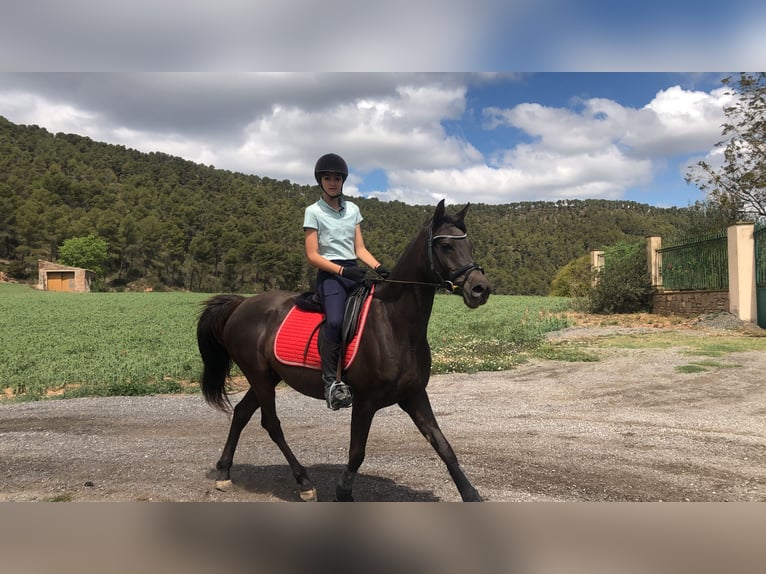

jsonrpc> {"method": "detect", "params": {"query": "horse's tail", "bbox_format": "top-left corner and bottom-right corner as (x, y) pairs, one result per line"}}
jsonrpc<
(197, 294), (245, 412)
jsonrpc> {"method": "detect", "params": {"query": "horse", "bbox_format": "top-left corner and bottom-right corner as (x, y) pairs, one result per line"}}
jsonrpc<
(197, 199), (491, 501)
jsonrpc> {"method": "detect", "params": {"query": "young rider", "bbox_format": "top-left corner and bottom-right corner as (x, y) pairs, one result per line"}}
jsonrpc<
(303, 153), (390, 409)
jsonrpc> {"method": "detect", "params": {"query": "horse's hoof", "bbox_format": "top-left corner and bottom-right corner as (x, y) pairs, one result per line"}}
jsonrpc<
(215, 479), (233, 492)
(299, 487), (318, 502)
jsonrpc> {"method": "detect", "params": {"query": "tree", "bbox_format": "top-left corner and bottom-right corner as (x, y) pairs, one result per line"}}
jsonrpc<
(58, 234), (109, 276)
(686, 73), (766, 219)
(670, 198), (739, 242)
(549, 254), (593, 299)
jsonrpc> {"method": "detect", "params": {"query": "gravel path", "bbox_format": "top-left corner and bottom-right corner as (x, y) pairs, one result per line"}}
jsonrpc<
(2, 324), (766, 502)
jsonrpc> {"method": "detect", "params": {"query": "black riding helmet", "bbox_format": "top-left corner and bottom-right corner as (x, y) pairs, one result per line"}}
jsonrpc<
(314, 153), (348, 185)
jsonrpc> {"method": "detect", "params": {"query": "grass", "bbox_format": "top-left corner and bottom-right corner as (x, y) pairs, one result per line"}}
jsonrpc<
(0, 284), (576, 401)
(428, 294), (574, 373)
(5, 282), (763, 401)
(0, 283), (209, 401)
(591, 331), (766, 354)
(532, 342), (601, 363)
(564, 329), (766, 374)
(674, 360), (737, 374)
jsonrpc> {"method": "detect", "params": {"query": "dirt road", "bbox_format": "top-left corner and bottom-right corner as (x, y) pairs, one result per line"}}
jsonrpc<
(2, 326), (765, 502)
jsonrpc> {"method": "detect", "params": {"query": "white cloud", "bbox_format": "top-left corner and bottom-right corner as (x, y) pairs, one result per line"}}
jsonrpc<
(485, 100), (629, 155)
(484, 86), (728, 159)
(376, 144), (653, 205)
(0, 91), (101, 136)
(159, 80), (483, 183)
(625, 86), (732, 156)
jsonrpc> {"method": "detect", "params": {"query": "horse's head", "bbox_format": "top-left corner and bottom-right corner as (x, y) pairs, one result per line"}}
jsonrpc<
(428, 200), (491, 308)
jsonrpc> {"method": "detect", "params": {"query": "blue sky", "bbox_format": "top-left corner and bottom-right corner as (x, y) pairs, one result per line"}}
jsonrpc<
(0, 72), (735, 208)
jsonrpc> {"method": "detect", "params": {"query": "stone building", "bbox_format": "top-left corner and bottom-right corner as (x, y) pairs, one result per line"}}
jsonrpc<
(37, 260), (95, 292)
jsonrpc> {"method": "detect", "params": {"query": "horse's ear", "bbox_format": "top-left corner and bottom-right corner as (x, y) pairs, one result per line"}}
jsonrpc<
(432, 199), (446, 227)
(454, 203), (470, 221)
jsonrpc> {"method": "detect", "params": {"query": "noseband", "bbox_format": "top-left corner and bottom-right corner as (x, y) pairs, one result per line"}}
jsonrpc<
(427, 227), (484, 294)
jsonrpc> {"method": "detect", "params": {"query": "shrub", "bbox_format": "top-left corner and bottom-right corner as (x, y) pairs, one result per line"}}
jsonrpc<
(588, 240), (652, 314)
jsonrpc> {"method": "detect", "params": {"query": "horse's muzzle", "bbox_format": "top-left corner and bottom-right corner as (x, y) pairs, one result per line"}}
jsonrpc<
(462, 271), (491, 308)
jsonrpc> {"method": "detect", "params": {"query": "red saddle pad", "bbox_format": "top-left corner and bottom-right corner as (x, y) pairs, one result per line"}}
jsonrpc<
(274, 289), (374, 370)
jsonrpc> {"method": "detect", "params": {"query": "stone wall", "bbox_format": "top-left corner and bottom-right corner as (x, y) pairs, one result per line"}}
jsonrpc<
(651, 289), (729, 316)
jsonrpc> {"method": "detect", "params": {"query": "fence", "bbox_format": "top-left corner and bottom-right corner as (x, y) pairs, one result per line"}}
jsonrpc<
(648, 223), (759, 325)
(657, 232), (728, 291)
(594, 222), (762, 325)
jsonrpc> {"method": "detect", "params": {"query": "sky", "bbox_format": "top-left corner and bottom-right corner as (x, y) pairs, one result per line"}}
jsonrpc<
(1, 1), (763, 208)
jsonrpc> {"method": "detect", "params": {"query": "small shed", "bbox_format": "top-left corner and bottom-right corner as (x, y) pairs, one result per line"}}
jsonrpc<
(38, 260), (95, 292)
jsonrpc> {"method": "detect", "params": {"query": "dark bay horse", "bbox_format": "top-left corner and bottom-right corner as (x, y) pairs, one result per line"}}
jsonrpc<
(197, 199), (491, 501)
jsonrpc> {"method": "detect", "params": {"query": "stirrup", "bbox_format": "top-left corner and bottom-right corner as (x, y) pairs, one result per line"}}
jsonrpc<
(326, 380), (353, 410)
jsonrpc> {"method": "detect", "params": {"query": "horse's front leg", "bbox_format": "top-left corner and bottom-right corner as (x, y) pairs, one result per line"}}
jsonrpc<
(335, 403), (377, 502)
(399, 389), (483, 502)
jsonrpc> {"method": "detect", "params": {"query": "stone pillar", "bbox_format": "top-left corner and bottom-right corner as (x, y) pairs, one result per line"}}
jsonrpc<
(590, 250), (604, 286)
(646, 236), (662, 287)
(727, 222), (756, 323)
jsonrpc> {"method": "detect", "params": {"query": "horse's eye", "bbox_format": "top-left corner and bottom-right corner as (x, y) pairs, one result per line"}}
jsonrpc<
(440, 242), (454, 252)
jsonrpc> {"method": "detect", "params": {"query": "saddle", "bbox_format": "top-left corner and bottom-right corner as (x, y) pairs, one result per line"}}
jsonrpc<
(274, 283), (374, 370)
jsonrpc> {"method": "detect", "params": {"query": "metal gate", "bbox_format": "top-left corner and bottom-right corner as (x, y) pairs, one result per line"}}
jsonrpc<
(658, 232), (728, 290)
(755, 222), (766, 328)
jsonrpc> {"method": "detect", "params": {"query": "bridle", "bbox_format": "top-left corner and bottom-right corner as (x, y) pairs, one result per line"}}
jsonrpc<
(374, 225), (484, 294)
(427, 227), (484, 293)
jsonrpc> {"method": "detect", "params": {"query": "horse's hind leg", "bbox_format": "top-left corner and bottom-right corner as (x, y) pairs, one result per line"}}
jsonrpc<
(214, 388), (260, 491)
(257, 384), (317, 502)
(399, 389), (483, 502)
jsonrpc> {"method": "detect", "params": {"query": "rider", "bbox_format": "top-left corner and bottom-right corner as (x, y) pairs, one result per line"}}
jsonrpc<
(303, 153), (390, 409)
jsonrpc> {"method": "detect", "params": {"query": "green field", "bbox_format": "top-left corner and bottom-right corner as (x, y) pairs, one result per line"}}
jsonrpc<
(0, 283), (574, 401)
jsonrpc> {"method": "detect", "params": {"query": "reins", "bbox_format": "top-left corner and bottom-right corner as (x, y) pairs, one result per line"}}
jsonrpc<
(370, 276), (451, 290)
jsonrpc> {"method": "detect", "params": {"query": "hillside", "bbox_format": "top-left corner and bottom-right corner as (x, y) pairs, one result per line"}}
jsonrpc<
(0, 116), (690, 294)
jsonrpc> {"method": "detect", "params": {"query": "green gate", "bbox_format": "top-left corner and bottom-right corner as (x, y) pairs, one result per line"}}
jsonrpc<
(755, 222), (766, 328)
(658, 232), (728, 290)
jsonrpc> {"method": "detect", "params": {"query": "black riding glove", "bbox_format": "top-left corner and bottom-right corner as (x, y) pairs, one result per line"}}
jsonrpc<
(341, 266), (366, 281)
(374, 264), (391, 279)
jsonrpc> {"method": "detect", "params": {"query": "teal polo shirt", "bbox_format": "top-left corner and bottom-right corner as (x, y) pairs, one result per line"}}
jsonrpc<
(303, 197), (362, 261)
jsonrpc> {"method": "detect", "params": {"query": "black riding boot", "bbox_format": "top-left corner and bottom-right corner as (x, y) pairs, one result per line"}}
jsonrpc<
(318, 336), (352, 410)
